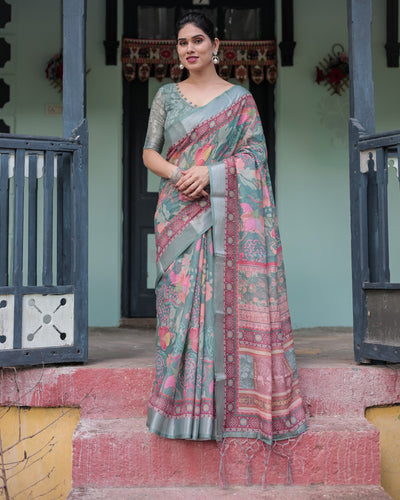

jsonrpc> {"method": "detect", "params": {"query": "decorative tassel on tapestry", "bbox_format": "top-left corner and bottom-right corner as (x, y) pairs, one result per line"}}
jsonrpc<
(122, 38), (278, 85)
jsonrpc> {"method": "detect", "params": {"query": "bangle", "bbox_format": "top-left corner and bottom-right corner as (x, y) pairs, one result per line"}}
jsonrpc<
(170, 166), (182, 184)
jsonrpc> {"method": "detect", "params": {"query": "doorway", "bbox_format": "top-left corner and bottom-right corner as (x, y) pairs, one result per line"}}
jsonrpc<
(122, 0), (276, 318)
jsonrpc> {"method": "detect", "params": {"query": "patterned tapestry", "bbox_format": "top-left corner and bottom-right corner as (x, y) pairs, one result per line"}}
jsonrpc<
(121, 38), (277, 85)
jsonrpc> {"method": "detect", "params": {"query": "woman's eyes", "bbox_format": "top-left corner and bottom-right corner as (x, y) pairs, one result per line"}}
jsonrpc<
(178, 38), (203, 46)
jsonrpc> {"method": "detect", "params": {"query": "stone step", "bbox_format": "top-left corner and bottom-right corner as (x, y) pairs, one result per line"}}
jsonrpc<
(72, 416), (380, 488)
(67, 485), (392, 499)
(4, 363), (399, 419)
(299, 366), (400, 418)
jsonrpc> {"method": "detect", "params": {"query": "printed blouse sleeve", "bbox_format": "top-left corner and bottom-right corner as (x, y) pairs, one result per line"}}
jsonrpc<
(143, 89), (166, 153)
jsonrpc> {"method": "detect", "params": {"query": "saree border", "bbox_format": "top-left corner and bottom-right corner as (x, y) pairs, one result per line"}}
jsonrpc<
(221, 156), (307, 444)
(156, 200), (212, 284)
(208, 160), (228, 440)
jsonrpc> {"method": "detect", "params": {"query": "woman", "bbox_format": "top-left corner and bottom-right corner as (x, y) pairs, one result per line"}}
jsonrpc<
(143, 11), (306, 445)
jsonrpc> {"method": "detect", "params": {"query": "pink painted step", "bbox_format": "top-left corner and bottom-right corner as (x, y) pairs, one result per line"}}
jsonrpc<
(67, 485), (392, 499)
(299, 366), (400, 417)
(2, 364), (400, 419)
(0, 367), (154, 419)
(72, 416), (380, 488)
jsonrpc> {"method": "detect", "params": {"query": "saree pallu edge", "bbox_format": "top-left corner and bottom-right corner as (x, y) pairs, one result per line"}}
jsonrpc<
(147, 88), (307, 444)
(210, 94), (306, 444)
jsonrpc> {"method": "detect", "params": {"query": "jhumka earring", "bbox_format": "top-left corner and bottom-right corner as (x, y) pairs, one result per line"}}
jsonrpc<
(212, 51), (220, 64)
(179, 62), (184, 70)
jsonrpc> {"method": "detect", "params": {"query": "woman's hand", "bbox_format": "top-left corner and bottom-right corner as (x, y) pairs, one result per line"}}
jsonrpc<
(176, 165), (209, 200)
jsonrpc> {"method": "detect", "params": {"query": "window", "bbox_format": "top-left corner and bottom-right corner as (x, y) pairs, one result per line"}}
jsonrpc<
(136, 6), (262, 40)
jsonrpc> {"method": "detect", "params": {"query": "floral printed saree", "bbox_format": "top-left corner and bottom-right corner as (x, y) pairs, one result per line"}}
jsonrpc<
(145, 83), (306, 445)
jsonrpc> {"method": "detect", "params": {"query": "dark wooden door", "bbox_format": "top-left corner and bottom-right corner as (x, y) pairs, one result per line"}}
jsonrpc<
(122, 0), (276, 318)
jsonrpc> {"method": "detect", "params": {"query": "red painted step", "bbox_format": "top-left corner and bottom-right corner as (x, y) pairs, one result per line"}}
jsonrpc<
(0, 332), (396, 496)
(1, 364), (400, 419)
(67, 485), (392, 499)
(72, 416), (380, 488)
(299, 366), (400, 417)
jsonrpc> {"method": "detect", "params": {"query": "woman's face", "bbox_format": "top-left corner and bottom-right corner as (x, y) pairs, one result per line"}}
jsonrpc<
(177, 23), (217, 72)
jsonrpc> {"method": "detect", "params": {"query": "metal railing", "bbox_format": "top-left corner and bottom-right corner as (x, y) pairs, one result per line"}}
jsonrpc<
(0, 121), (88, 366)
(349, 118), (400, 362)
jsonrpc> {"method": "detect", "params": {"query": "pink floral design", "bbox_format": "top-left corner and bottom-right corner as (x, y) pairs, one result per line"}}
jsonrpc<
(194, 142), (214, 166)
(164, 375), (176, 390)
(159, 326), (171, 350)
(169, 269), (190, 304)
(189, 327), (199, 352)
(241, 203), (264, 234)
(205, 282), (213, 302)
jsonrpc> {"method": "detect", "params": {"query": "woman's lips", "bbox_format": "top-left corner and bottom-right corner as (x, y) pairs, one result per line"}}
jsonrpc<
(186, 57), (198, 63)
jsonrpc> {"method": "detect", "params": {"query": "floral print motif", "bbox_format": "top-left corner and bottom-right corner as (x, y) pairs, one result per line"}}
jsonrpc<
(147, 84), (306, 443)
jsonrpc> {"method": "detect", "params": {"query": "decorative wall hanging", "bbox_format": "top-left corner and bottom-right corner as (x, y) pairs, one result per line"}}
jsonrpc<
(45, 53), (90, 93)
(45, 53), (63, 92)
(315, 44), (349, 96)
(121, 38), (278, 84)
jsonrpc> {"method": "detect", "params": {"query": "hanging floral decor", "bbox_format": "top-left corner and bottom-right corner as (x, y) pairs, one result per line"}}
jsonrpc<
(121, 38), (278, 85)
(45, 53), (63, 93)
(45, 54), (90, 93)
(315, 44), (349, 96)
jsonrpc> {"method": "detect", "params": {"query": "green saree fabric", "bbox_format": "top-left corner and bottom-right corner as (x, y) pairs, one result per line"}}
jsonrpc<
(144, 83), (306, 444)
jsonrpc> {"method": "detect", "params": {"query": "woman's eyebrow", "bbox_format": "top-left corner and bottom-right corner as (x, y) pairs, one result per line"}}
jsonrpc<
(177, 34), (205, 41)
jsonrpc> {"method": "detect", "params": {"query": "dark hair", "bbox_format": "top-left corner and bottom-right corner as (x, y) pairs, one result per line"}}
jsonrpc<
(176, 11), (216, 42)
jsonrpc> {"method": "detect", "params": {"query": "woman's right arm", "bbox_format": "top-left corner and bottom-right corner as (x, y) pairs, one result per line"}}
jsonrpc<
(143, 88), (206, 198)
(143, 89), (177, 180)
(143, 148), (177, 180)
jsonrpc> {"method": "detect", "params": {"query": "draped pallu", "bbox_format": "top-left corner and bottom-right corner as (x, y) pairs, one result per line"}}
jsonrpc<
(146, 84), (306, 444)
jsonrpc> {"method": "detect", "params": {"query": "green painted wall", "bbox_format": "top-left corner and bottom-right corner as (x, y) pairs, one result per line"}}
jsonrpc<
(276, 0), (400, 328)
(1, 1), (399, 328)
(85, 1), (123, 327)
(2, 0), (123, 326)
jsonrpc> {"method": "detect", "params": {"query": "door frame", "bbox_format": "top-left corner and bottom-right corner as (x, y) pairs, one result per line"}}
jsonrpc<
(121, 0), (276, 318)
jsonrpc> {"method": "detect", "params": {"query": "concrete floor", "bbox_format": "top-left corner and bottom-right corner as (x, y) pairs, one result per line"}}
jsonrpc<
(87, 325), (357, 369)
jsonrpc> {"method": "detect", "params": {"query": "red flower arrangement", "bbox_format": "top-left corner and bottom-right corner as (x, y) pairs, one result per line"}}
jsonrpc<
(45, 53), (63, 93)
(315, 44), (349, 95)
(45, 53), (90, 92)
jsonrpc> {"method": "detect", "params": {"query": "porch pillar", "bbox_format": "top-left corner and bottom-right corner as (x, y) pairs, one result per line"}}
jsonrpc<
(348, 0), (375, 132)
(63, 0), (87, 137)
(347, 0), (373, 361)
(347, 0), (382, 361)
(62, 0), (89, 356)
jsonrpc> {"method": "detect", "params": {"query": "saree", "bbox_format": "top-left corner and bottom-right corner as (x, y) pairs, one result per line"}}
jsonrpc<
(145, 83), (306, 445)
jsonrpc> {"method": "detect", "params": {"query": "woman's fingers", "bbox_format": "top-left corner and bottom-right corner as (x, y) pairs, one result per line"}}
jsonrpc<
(176, 174), (198, 190)
(181, 186), (208, 201)
(178, 178), (200, 194)
(182, 181), (201, 194)
(176, 166), (209, 189)
(175, 166), (209, 200)
(178, 175), (207, 193)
